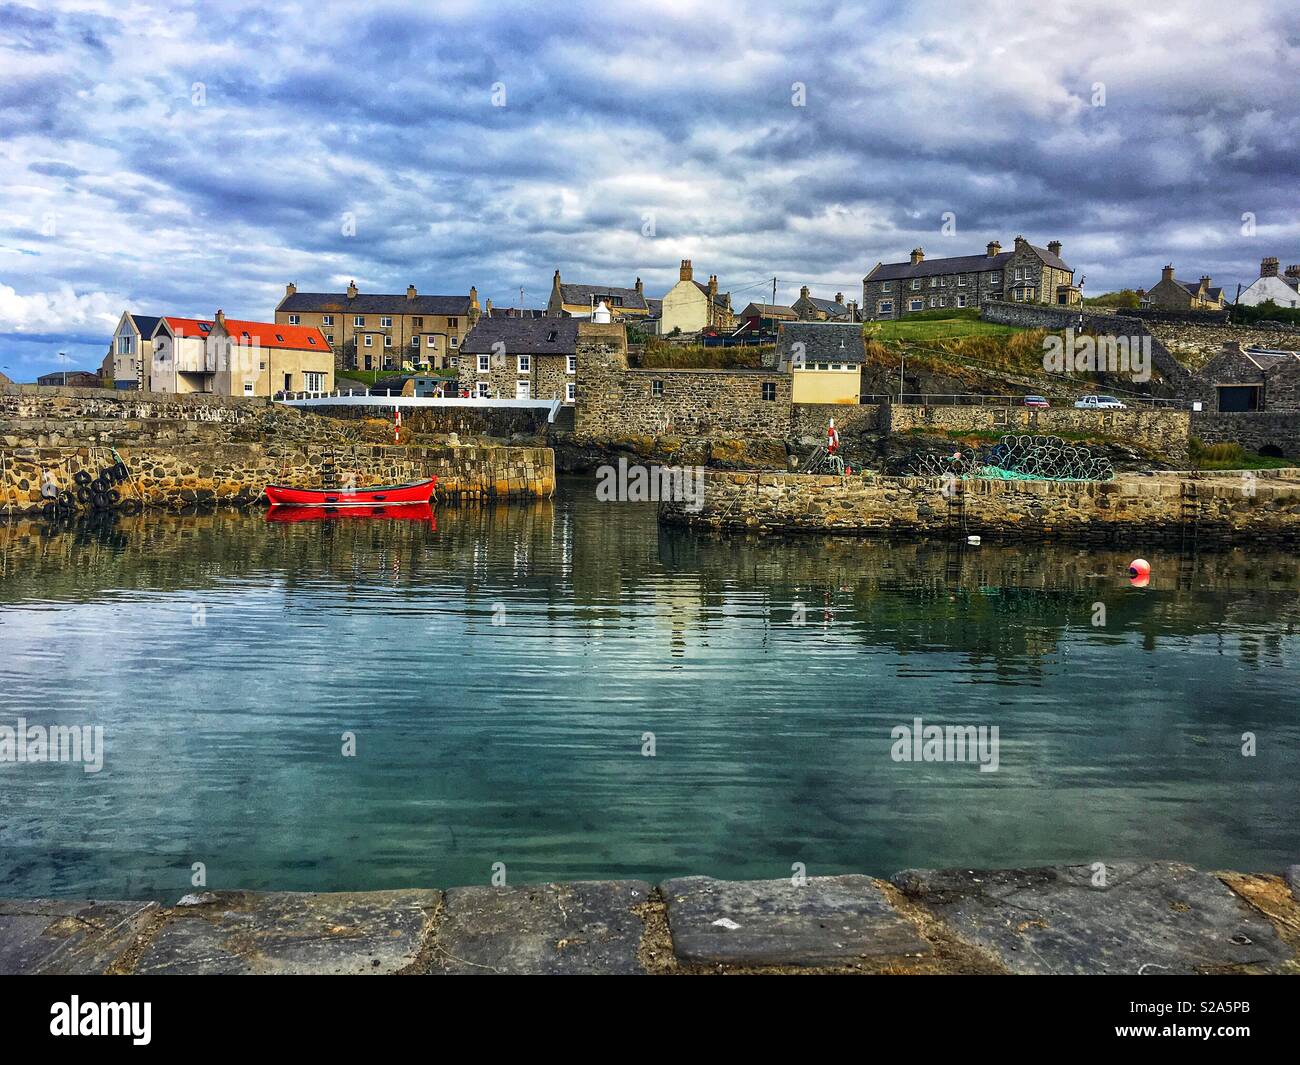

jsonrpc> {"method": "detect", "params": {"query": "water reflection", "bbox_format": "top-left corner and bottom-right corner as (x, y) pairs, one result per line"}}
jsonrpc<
(0, 478), (1297, 900)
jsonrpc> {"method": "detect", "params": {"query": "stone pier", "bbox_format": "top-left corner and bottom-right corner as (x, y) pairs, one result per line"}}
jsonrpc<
(2, 861), (1297, 975)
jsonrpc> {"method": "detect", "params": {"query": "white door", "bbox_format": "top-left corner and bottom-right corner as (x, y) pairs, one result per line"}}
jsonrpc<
(516, 380), (530, 399)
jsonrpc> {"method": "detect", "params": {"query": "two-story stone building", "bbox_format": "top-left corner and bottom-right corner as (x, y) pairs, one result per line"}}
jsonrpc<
(458, 317), (579, 401)
(1139, 266), (1227, 312)
(546, 271), (652, 321)
(791, 287), (855, 322)
(862, 237), (1079, 320)
(274, 282), (481, 371)
(1197, 342), (1300, 412)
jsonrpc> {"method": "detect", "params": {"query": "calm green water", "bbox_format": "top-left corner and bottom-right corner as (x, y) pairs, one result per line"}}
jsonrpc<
(1, 478), (1298, 901)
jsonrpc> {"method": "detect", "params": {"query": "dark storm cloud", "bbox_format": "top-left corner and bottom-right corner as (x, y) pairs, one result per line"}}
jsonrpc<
(1, 0), (1298, 377)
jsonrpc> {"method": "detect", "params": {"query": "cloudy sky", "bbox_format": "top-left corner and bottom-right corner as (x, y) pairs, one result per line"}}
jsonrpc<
(1, 1), (1297, 378)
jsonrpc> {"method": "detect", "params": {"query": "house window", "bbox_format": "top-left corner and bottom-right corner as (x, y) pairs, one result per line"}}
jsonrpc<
(476, 382), (489, 397)
(930, 277), (938, 288)
(364, 335), (373, 347)
(380, 316), (392, 328)
(878, 300), (894, 315)
(957, 276), (966, 287)
(354, 316), (364, 327)
(412, 317), (423, 328)
(325, 334), (334, 344)
(882, 282), (892, 293)
(322, 315), (333, 326)
(909, 299), (924, 311)
(448, 317), (458, 328)
(117, 336), (134, 354)
(956, 295), (967, 308)
(910, 279), (920, 290)
(929, 297), (938, 308)
(411, 336), (420, 348)
(288, 314), (300, 325)
(384, 335), (392, 347)
(990, 273), (1001, 285)
(243, 382), (254, 394)
(304, 371), (325, 391)
(428, 336), (437, 347)
(449, 336), (458, 347)
(566, 382), (576, 402)
(517, 354), (530, 372)
(761, 382), (777, 401)
(651, 380), (664, 397)
(1014, 269), (1023, 281)
(478, 355), (490, 372)
(567, 355), (576, 374)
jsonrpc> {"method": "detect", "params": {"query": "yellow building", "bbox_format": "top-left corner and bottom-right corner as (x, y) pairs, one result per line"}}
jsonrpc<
(150, 312), (333, 397)
(659, 260), (735, 335)
(275, 281), (480, 370)
(777, 321), (864, 405)
(546, 270), (652, 320)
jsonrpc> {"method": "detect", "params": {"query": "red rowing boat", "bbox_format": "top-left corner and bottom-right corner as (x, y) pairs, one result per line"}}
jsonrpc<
(264, 478), (436, 507)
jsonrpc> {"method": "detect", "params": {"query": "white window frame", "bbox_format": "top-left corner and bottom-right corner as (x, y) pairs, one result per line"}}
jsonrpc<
(956, 295), (967, 308)
(517, 354), (530, 372)
(325, 334), (334, 344)
(449, 336), (458, 347)
(566, 382), (576, 402)
(477, 354), (490, 372)
(909, 299), (923, 311)
(364, 335), (373, 347)
(567, 355), (576, 374)
(322, 315), (333, 326)
(882, 281), (892, 293)
(476, 382), (489, 397)
(288, 314), (300, 325)
(380, 316), (392, 328)
(304, 371), (325, 392)
(354, 316), (364, 327)
(878, 300), (893, 315)
(427, 335), (437, 347)
(957, 275), (966, 287)
(243, 381), (254, 394)
(910, 279), (920, 290)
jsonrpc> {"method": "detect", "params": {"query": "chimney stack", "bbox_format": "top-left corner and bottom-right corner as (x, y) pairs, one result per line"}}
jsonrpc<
(708, 275), (718, 297)
(1047, 241), (1062, 259)
(469, 286), (479, 312)
(910, 248), (925, 265)
(1261, 257), (1280, 277)
(679, 259), (693, 282)
(635, 277), (643, 296)
(215, 309), (226, 327)
(1285, 265), (1300, 280)
(800, 285), (810, 298)
(346, 280), (358, 300)
(1013, 235), (1027, 250)
(1200, 275), (1212, 290)
(986, 241), (1002, 258)
(1161, 264), (1175, 283)
(406, 284), (417, 300)
(835, 292), (844, 305)
(285, 282), (296, 297)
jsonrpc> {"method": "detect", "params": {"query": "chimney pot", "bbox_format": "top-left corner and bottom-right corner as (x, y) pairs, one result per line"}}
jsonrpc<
(406, 284), (417, 300)
(800, 285), (810, 297)
(1261, 257), (1280, 277)
(910, 248), (925, 265)
(680, 259), (693, 282)
(285, 282), (296, 297)
(1161, 265), (1175, 282)
(986, 241), (1002, 257)
(1047, 241), (1062, 258)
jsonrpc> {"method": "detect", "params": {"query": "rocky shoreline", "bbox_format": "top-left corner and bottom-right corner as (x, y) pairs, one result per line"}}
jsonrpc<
(4, 861), (1297, 975)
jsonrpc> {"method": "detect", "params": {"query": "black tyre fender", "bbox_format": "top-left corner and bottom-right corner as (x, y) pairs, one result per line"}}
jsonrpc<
(120, 498), (142, 515)
(74, 470), (93, 486)
(111, 461), (129, 483)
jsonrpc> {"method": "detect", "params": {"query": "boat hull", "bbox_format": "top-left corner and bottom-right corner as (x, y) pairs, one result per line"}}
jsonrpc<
(264, 478), (436, 507)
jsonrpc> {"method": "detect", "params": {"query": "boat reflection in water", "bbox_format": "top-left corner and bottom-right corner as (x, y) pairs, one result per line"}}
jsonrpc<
(265, 502), (436, 526)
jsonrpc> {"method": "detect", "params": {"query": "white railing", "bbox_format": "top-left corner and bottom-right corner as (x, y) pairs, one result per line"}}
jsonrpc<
(276, 390), (565, 422)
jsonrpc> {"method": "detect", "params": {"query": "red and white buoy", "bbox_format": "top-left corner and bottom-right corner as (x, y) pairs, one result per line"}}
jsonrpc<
(394, 406), (402, 443)
(827, 417), (840, 455)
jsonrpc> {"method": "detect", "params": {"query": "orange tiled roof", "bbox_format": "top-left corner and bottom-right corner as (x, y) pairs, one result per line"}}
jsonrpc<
(222, 318), (330, 353)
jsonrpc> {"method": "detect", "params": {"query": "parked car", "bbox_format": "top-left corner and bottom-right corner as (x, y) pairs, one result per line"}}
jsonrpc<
(1074, 395), (1127, 410)
(1023, 395), (1050, 408)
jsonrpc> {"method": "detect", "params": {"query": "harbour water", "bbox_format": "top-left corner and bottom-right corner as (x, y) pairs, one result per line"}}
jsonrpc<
(1, 477), (1297, 901)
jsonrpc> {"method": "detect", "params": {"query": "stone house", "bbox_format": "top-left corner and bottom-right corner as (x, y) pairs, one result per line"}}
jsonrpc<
(777, 321), (864, 404)
(658, 260), (736, 335)
(1197, 342), (1300, 412)
(108, 311), (161, 390)
(862, 237), (1078, 320)
(1237, 258), (1300, 310)
(458, 317), (579, 402)
(150, 312), (333, 397)
(1139, 266), (1227, 312)
(36, 370), (102, 388)
(791, 287), (854, 322)
(275, 282), (480, 371)
(546, 270), (651, 321)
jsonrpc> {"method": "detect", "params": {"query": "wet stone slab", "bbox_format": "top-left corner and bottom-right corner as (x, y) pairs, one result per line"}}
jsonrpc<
(1287, 865), (1300, 903)
(661, 875), (930, 967)
(0, 899), (159, 975)
(132, 890), (439, 975)
(891, 861), (1294, 975)
(431, 880), (652, 974)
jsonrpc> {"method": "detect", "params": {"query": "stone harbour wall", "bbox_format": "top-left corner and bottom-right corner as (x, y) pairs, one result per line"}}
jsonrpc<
(888, 404), (1191, 463)
(661, 468), (1300, 545)
(1191, 411), (1300, 457)
(0, 442), (554, 513)
(2, 382), (271, 422)
(2, 860), (1296, 975)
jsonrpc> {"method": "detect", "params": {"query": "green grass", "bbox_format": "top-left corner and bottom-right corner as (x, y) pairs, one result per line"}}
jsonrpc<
(868, 318), (1022, 343)
(1190, 440), (1295, 470)
(638, 344), (773, 369)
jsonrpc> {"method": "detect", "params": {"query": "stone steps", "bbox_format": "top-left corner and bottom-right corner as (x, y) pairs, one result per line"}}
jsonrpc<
(3, 860), (1296, 975)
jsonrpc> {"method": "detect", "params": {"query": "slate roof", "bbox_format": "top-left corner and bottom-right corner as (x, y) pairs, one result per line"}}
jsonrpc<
(279, 291), (472, 316)
(126, 313), (161, 337)
(865, 243), (1072, 283)
(691, 280), (732, 308)
(460, 317), (579, 355)
(807, 296), (851, 318)
(1176, 280), (1225, 301)
(558, 283), (648, 311)
(487, 306), (546, 318)
(738, 302), (797, 318)
(777, 322), (867, 365)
